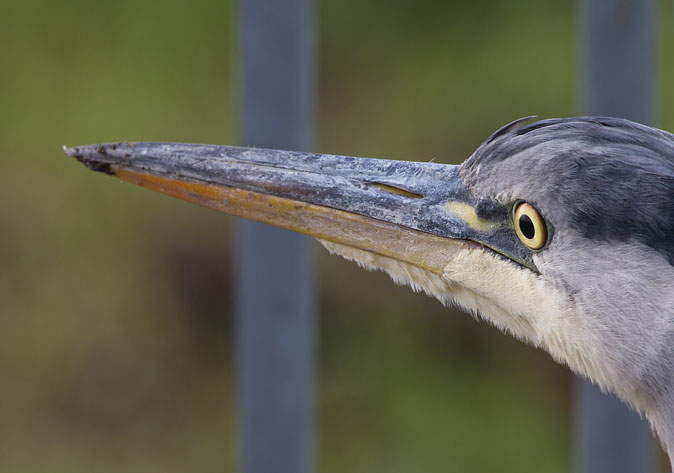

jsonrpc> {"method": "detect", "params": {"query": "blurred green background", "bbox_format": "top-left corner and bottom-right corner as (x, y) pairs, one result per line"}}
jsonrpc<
(1, 0), (673, 471)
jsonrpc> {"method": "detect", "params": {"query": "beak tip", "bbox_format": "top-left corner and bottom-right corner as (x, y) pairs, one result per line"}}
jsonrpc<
(63, 145), (79, 158)
(64, 144), (115, 176)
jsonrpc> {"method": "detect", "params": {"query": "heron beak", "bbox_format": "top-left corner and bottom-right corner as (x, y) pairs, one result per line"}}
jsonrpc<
(64, 143), (531, 274)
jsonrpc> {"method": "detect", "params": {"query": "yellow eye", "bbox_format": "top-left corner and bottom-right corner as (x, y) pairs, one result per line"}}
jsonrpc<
(514, 202), (547, 250)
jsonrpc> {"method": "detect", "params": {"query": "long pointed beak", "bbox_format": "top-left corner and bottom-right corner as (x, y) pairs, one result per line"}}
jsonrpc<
(64, 143), (527, 274)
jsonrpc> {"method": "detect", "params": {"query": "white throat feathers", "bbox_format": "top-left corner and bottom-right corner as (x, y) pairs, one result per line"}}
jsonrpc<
(318, 238), (674, 454)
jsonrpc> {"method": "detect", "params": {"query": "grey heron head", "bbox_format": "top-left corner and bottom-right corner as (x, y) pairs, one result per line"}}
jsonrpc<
(65, 116), (674, 458)
(462, 117), (674, 453)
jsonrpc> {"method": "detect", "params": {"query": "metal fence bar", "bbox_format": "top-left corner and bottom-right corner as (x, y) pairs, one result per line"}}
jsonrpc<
(236, 0), (316, 472)
(577, 0), (656, 472)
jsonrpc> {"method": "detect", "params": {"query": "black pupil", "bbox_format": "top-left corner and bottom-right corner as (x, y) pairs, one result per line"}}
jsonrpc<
(519, 214), (536, 239)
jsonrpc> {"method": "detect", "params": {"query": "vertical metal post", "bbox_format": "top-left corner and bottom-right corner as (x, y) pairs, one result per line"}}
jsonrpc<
(236, 1), (316, 473)
(578, 1), (655, 472)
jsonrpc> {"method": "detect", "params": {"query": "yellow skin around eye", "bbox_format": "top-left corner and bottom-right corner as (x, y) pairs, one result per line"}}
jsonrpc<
(514, 202), (547, 250)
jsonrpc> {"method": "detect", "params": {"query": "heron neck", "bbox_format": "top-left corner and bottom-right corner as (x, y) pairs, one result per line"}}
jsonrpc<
(650, 390), (674, 469)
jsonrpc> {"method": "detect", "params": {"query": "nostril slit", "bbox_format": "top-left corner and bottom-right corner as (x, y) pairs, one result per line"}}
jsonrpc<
(371, 182), (423, 199)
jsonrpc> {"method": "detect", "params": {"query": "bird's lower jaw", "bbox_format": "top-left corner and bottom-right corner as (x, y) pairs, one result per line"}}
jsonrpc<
(112, 166), (468, 276)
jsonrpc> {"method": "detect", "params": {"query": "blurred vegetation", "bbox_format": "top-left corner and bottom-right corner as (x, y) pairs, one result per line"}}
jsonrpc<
(1, 0), (672, 471)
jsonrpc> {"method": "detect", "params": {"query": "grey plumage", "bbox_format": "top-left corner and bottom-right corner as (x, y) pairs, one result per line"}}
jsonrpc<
(464, 116), (674, 265)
